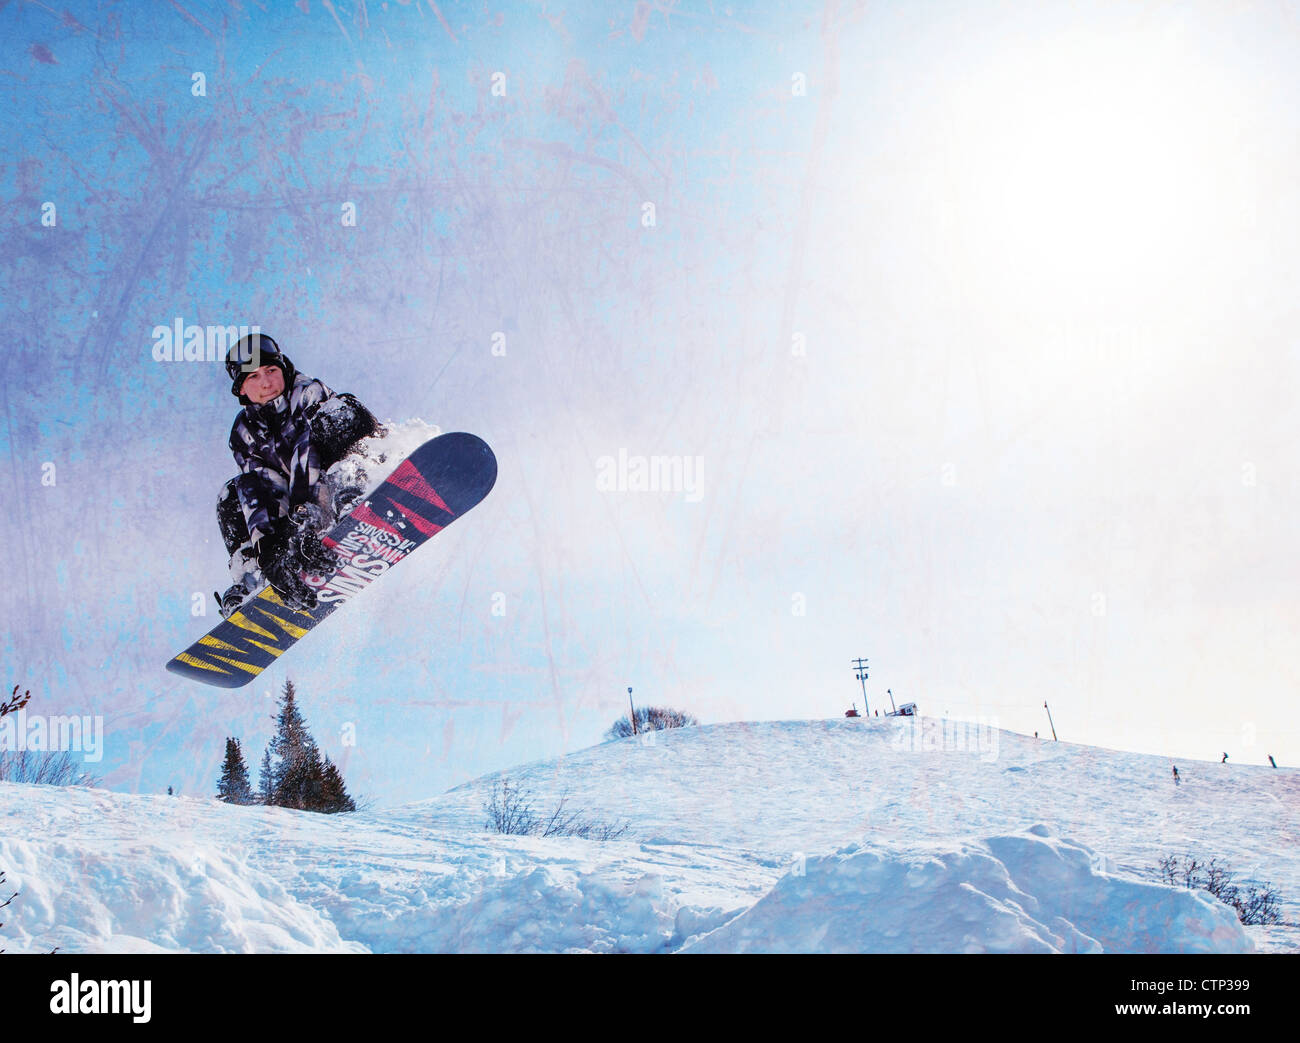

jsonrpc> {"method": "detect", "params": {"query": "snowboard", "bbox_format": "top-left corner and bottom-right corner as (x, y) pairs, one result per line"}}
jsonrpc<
(167, 431), (497, 688)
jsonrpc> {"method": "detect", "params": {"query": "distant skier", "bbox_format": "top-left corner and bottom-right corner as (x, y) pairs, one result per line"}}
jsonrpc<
(1222, 752), (1229, 764)
(1172, 766), (1180, 786)
(216, 333), (380, 617)
(1269, 754), (1278, 768)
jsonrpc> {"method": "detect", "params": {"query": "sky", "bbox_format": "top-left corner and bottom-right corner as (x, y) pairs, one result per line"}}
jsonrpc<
(1, 0), (1297, 806)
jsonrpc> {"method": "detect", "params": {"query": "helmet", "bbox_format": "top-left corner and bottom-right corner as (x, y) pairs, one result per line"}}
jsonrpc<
(226, 333), (294, 402)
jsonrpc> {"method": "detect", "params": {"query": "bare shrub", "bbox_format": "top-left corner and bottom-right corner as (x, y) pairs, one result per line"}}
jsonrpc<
(484, 778), (538, 836)
(0, 684), (98, 788)
(0, 749), (99, 787)
(483, 779), (629, 840)
(539, 790), (630, 840)
(1154, 853), (1283, 926)
(607, 706), (697, 740)
(0, 869), (15, 954)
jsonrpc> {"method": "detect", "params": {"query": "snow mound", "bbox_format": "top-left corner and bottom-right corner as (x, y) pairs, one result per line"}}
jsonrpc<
(681, 825), (1253, 954)
(0, 816), (363, 954)
(424, 862), (678, 954)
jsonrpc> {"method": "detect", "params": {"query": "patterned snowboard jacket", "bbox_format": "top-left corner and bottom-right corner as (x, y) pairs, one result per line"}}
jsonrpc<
(228, 372), (375, 547)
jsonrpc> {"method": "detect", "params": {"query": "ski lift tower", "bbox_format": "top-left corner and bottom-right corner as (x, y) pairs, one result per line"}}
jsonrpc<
(851, 657), (869, 717)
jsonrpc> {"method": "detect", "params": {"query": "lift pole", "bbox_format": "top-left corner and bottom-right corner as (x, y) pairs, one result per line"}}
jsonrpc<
(851, 658), (869, 717)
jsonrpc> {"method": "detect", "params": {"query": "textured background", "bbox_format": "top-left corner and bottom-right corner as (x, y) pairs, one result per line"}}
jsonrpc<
(2, 0), (1296, 804)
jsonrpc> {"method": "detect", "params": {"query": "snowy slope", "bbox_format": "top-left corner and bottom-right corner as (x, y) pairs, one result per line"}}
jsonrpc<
(1, 719), (1295, 953)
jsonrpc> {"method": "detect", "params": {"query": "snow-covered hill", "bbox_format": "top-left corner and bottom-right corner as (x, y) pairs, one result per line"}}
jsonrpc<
(1, 719), (1295, 953)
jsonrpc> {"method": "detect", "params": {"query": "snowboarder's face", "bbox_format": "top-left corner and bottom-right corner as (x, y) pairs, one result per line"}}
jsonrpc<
(241, 364), (285, 405)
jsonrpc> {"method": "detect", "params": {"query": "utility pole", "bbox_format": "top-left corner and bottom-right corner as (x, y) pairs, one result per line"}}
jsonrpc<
(851, 658), (869, 717)
(628, 686), (638, 736)
(887, 688), (897, 714)
(1043, 700), (1058, 741)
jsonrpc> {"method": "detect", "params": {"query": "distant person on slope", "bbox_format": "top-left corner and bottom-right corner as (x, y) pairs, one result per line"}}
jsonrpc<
(216, 333), (381, 617)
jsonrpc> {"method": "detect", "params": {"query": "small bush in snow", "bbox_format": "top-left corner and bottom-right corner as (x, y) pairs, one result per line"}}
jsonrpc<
(484, 778), (538, 835)
(1156, 854), (1282, 926)
(0, 750), (100, 787)
(483, 779), (629, 840)
(0, 868), (15, 954)
(606, 706), (697, 740)
(0, 685), (99, 788)
(1, 687), (29, 953)
(537, 790), (630, 841)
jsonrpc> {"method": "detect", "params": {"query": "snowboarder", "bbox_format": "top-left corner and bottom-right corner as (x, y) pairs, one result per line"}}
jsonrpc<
(1222, 752), (1229, 764)
(216, 333), (381, 617)
(1172, 766), (1180, 785)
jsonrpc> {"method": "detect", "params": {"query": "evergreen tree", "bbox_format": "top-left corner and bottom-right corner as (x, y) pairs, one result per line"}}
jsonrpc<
(262, 679), (356, 813)
(266, 679), (326, 810)
(257, 748), (274, 805)
(216, 737), (255, 805)
(281, 739), (325, 811)
(319, 754), (356, 813)
(267, 679), (305, 807)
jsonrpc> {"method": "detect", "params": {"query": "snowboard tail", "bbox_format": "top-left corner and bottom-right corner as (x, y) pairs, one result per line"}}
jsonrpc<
(167, 431), (497, 688)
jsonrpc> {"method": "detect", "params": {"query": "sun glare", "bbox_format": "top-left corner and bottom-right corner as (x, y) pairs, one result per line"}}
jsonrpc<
(943, 25), (1252, 319)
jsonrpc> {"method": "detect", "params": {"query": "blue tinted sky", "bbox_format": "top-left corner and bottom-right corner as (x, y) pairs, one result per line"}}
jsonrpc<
(2, 0), (1297, 804)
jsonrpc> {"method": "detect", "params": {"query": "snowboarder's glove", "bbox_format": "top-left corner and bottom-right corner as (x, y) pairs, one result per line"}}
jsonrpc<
(292, 500), (334, 535)
(294, 529), (338, 577)
(261, 549), (319, 613)
(286, 501), (337, 576)
(257, 530), (319, 612)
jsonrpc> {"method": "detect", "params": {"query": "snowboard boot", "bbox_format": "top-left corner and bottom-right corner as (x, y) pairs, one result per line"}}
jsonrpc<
(216, 578), (257, 620)
(332, 480), (367, 518)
